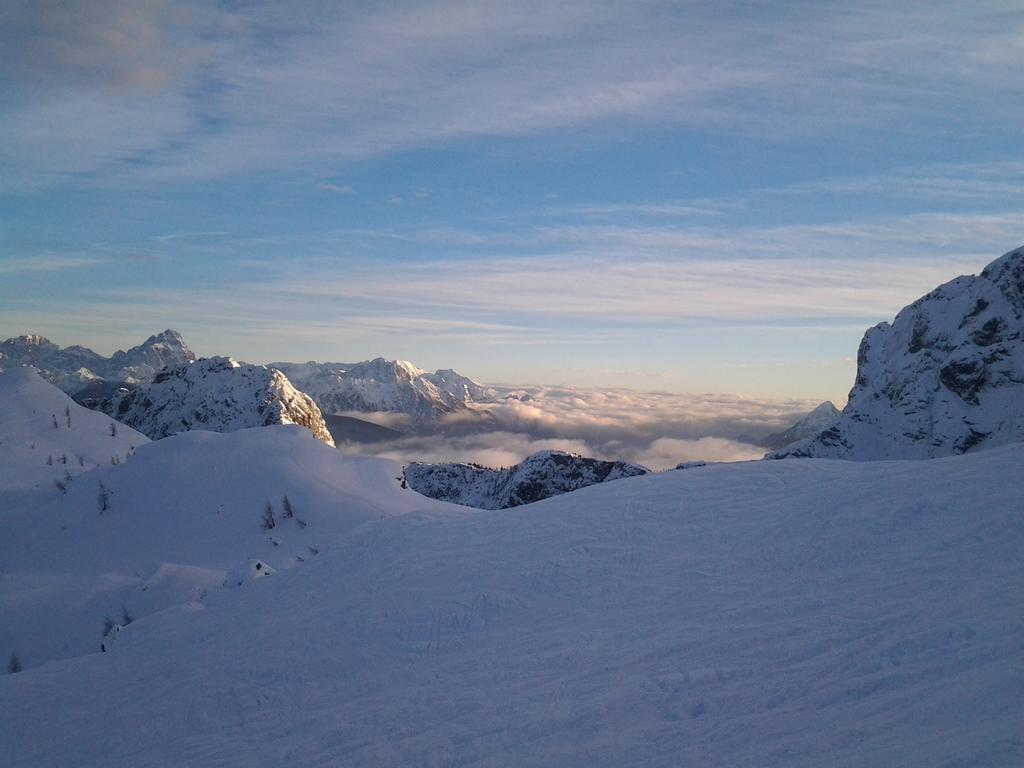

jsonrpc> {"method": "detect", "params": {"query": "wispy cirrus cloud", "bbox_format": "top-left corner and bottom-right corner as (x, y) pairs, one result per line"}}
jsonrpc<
(769, 161), (1024, 204)
(2, 2), (1022, 188)
(4, 209), (1019, 359)
(316, 183), (355, 196)
(0, 254), (102, 274)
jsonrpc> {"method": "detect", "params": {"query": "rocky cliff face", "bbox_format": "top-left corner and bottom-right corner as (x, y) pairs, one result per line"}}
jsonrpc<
(0, 329), (195, 394)
(404, 449), (649, 509)
(771, 246), (1024, 460)
(100, 357), (335, 446)
(271, 358), (494, 431)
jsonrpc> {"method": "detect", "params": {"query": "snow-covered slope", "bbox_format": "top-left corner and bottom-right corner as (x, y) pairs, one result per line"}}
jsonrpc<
(0, 372), (455, 669)
(3, 443), (1022, 767)
(0, 329), (194, 393)
(272, 358), (495, 430)
(404, 449), (650, 509)
(760, 401), (841, 451)
(772, 246), (1024, 459)
(0, 368), (149, 503)
(99, 357), (336, 446)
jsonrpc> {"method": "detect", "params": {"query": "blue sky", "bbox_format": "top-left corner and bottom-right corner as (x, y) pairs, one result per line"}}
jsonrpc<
(1, 1), (1023, 400)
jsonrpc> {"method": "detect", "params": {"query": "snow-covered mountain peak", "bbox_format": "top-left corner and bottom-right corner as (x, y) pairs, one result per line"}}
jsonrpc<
(0, 329), (196, 394)
(404, 449), (649, 509)
(99, 357), (335, 446)
(772, 246), (1024, 459)
(981, 244), (1024, 311)
(272, 357), (493, 429)
(758, 401), (842, 452)
(108, 328), (196, 384)
(4, 334), (56, 351)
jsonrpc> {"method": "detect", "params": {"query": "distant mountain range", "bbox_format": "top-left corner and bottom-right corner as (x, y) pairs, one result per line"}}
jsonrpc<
(270, 359), (495, 431)
(7, 246), (1024, 465)
(0, 329), (195, 395)
(0, 331), (495, 442)
(772, 245), (1024, 459)
(404, 449), (649, 509)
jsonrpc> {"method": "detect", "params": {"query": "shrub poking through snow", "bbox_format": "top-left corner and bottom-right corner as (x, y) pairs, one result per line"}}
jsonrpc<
(97, 482), (111, 513)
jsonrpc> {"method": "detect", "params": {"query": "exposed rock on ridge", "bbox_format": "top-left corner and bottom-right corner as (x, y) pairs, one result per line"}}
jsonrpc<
(771, 246), (1024, 460)
(404, 449), (649, 509)
(100, 357), (335, 446)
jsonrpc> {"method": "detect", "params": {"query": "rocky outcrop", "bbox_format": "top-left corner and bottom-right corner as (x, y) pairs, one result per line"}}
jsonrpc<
(404, 449), (649, 509)
(771, 246), (1024, 460)
(100, 357), (335, 446)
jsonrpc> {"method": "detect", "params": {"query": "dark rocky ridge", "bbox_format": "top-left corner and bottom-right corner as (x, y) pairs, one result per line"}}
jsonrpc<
(404, 449), (649, 509)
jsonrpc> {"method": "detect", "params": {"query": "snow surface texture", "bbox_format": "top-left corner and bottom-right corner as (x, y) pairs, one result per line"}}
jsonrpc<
(0, 370), (454, 670)
(2, 440), (1022, 767)
(272, 357), (495, 430)
(99, 356), (336, 446)
(0, 329), (194, 393)
(758, 401), (841, 451)
(404, 449), (650, 509)
(772, 245), (1024, 459)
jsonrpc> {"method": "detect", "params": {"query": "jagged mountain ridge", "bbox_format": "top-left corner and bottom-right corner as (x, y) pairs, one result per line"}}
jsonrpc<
(759, 401), (841, 451)
(772, 245), (1024, 460)
(403, 449), (649, 509)
(99, 357), (335, 446)
(0, 330), (195, 393)
(271, 358), (495, 430)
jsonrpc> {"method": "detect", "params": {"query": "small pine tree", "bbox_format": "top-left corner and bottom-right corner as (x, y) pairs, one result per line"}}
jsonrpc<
(46, 454), (53, 466)
(109, 422), (117, 437)
(98, 482), (111, 513)
(262, 501), (276, 530)
(282, 495), (294, 519)
(51, 414), (59, 429)
(60, 453), (67, 465)
(65, 406), (71, 428)
(7, 652), (21, 674)
(78, 455), (84, 467)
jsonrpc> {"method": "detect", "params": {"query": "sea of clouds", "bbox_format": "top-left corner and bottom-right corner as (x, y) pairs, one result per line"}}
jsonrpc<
(335, 384), (830, 470)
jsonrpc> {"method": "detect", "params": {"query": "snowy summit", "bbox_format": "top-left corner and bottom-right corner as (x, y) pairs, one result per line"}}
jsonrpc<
(772, 245), (1024, 459)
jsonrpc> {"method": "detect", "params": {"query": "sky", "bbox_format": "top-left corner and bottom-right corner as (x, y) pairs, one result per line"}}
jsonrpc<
(1, 0), (1023, 402)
